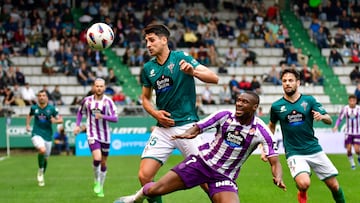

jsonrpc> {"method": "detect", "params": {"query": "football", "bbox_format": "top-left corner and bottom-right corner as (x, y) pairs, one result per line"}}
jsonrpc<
(86, 23), (114, 50)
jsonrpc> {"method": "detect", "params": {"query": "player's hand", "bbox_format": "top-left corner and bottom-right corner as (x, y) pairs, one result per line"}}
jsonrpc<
(156, 110), (175, 128)
(179, 59), (194, 76)
(73, 126), (80, 135)
(26, 125), (31, 132)
(311, 110), (322, 121)
(171, 133), (196, 140)
(332, 126), (338, 132)
(261, 153), (268, 162)
(273, 177), (286, 191)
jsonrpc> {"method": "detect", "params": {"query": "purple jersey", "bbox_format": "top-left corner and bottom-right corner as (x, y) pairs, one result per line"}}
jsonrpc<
(196, 110), (278, 180)
(335, 105), (360, 135)
(78, 95), (118, 143)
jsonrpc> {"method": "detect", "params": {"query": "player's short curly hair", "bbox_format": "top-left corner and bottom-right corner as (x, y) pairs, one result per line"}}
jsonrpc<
(280, 68), (300, 80)
(143, 24), (170, 39)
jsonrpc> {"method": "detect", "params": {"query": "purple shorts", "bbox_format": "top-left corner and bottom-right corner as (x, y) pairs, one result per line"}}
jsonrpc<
(172, 154), (238, 198)
(344, 134), (360, 146)
(88, 139), (110, 156)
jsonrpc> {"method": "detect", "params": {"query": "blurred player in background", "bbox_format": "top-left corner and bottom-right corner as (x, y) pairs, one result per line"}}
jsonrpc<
(114, 91), (286, 203)
(333, 94), (360, 170)
(26, 90), (63, 187)
(269, 69), (345, 203)
(138, 24), (219, 203)
(73, 78), (118, 197)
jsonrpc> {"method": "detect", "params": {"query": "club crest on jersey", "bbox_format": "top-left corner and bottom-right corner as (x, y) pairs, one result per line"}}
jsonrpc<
(149, 69), (155, 77)
(280, 105), (287, 112)
(301, 101), (308, 111)
(167, 63), (174, 73)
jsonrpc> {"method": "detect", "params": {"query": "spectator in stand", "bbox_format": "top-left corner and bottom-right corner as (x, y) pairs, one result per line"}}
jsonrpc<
(354, 83), (360, 104)
(183, 27), (199, 48)
(344, 28), (354, 48)
(54, 45), (65, 66)
(238, 75), (252, 91)
(311, 64), (324, 86)
(15, 66), (25, 86)
(265, 65), (282, 85)
(329, 48), (345, 67)
(112, 89), (128, 105)
(130, 47), (144, 66)
(239, 48), (257, 66)
(6, 66), (17, 86)
(13, 27), (26, 47)
(197, 45), (209, 66)
(235, 12), (247, 30)
(218, 20), (235, 41)
(316, 27), (329, 50)
(208, 44), (219, 66)
(51, 85), (64, 106)
(47, 34), (60, 57)
(21, 82), (37, 106)
(203, 31), (215, 47)
(12, 83), (25, 106)
(3, 87), (16, 106)
(333, 28), (345, 48)
(219, 84), (232, 104)
(299, 65), (313, 86)
(106, 68), (120, 86)
(77, 62), (95, 86)
(309, 17), (321, 40)
(207, 19), (218, 39)
(95, 63), (108, 80)
(286, 46), (299, 66)
(225, 46), (238, 67)
(337, 9), (351, 30)
(237, 29), (249, 48)
(250, 20), (265, 39)
(351, 42), (360, 63)
(297, 48), (309, 67)
(251, 75), (262, 95)
(126, 26), (142, 49)
(69, 96), (82, 114)
(42, 55), (55, 75)
(276, 29), (286, 49)
(201, 84), (216, 105)
(196, 21), (208, 41)
(57, 59), (73, 76)
(229, 74), (242, 102)
(350, 65), (360, 85)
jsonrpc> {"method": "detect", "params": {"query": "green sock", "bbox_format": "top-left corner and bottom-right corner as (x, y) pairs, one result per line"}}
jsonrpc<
(44, 159), (47, 173)
(38, 154), (45, 169)
(147, 196), (162, 203)
(332, 187), (345, 203)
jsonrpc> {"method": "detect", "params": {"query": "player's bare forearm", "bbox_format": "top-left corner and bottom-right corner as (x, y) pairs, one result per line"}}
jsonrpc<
(268, 121), (276, 134)
(172, 125), (200, 139)
(193, 65), (219, 84)
(321, 114), (332, 125)
(268, 156), (286, 191)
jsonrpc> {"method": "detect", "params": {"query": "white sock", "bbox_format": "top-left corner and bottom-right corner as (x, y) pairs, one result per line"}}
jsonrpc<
(134, 187), (145, 201)
(100, 170), (107, 187)
(348, 155), (355, 166)
(93, 165), (100, 182)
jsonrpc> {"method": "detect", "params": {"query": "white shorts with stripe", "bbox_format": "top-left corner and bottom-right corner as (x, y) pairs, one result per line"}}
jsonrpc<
(31, 135), (53, 157)
(287, 151), (338, 181)
(141, 123), (203, 164)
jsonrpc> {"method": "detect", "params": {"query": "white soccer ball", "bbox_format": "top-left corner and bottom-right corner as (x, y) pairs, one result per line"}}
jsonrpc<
(86, 23), (114, 50)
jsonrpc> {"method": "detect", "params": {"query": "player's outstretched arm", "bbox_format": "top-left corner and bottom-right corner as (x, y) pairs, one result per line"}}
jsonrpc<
(172, 125), (201, 140)
(179, 60), (219, 84)
(268, 156), (286, 191)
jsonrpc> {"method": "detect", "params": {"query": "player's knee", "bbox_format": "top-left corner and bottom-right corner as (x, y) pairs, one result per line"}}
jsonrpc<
(138, 171), (154, 185)
(296, 178), (310, 191)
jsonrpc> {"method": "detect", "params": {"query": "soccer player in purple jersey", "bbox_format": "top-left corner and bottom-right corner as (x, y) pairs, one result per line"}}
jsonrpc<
(114, 91), (286, 203)
(74, 78), (118, 197)
(333, 94), (360, 169)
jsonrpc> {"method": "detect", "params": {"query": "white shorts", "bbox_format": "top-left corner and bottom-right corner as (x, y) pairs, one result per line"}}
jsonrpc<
(141, 123), (202, 164)
(31, 135), (53, 157)
(287, 151), (338, 181)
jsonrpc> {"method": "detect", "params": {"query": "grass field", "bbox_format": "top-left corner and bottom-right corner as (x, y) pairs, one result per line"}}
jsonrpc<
(0, 152), (359, 203)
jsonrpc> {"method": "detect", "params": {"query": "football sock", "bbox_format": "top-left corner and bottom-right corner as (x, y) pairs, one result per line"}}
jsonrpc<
(143, 182), (162, 203)
(347, 155), (355, 167)
(44, 159), (47, 173)
(38, 154), (45, 169)
(332, 187), (345, 203)
(147, 196), (162, 203)
(297, 191), (307, 203)
(93, 160), (101, 182)
(100, 166), (107, 187)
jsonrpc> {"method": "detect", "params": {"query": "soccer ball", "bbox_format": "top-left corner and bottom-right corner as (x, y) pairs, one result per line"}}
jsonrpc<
(86, 23), (114, 50)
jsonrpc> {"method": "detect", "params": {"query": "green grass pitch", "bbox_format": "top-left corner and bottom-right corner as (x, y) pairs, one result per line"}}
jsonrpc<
(0, 153), (359, 203)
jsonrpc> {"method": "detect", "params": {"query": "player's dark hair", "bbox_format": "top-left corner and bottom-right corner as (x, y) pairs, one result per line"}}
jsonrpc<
(349, 94), (357, 100)
(143, 24), (170, 39)
(38, 90), (47, 96)
(244, 90), (260, 105)
(280, 68), (300, 80)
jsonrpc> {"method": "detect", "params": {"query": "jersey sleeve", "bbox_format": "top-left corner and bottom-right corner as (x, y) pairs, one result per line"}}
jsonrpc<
(197, 110), (232, 132)
(256, 118), (278, 157)
(141, 64), (152, 88)
(310, 95), (327, 114)
(29, 105), (35, 116)
(269, 105), (278, 124)
(179, 51), (200, 69)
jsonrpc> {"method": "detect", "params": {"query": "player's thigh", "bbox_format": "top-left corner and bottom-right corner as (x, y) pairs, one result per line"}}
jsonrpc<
(31, 135), (46, 151)
(308, 152), (338, 180)
(172, 123), (202, 156)
(139, 158), (162, 183)
(212, 191), (239, 203)
(286, 155), (311, 178)
(141, 127), (177, 163)
(44, 141), (52, 157)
